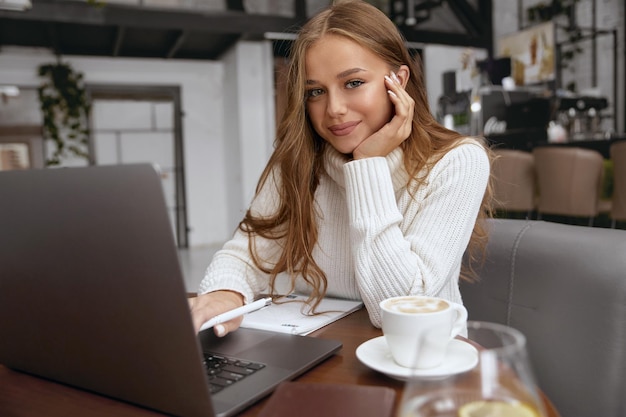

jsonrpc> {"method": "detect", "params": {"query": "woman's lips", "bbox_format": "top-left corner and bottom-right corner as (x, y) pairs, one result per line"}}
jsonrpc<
(328, 121), (360, 136)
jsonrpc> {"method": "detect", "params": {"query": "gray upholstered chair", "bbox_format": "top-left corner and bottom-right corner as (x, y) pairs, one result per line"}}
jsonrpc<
(461, 219), (626, 417)
(610, 141), (626, 228)
(533, 146), (605, 226)
(492, 149), (536, 218)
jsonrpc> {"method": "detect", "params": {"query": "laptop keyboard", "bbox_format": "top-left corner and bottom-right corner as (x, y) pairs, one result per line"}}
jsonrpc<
(203, 353), (266, 394)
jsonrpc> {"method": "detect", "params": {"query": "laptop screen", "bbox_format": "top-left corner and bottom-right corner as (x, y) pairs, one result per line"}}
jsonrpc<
(0, 164), (341, 417)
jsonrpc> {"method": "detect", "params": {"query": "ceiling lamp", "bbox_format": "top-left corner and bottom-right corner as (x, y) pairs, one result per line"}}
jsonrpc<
(0, 86), (20, 97)
(0, 0), (32, 11)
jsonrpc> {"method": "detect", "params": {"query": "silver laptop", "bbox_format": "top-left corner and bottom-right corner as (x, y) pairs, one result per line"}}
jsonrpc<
(0, 163), (342, 417)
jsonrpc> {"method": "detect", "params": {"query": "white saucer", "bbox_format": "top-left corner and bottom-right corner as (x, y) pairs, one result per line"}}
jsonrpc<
(356, 336), (478, 380)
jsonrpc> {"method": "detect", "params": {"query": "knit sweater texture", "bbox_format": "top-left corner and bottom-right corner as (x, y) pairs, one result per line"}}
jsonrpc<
(199, 139), (490, 327)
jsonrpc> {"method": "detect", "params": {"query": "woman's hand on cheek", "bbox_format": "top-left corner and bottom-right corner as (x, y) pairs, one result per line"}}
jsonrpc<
(352, 72), (414, 160)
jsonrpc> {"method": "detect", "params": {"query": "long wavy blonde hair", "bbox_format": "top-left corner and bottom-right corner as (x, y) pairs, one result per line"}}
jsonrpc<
(239, 0), (494, 310)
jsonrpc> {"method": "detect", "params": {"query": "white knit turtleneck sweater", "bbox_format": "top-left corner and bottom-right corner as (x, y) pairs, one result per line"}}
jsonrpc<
(199, 139), (490, 328)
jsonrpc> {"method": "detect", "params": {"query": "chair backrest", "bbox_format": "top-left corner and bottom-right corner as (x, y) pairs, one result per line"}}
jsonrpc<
(610, 141), (626, 221)
(492, 149), (535, 212)
(461, 219), (626, 417)
(532, 146), (604, 217)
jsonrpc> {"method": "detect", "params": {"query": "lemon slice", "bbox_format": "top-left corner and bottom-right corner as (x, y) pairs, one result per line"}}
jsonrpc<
(458, 400), (539, 417)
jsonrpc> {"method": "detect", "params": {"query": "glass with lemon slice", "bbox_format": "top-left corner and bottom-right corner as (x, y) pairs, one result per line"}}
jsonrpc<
(399, 321), (546, 417)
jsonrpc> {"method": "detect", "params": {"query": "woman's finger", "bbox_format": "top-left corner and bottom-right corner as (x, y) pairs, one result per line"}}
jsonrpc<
(384, 73), (414, 134)
(188, 291), (244, 335)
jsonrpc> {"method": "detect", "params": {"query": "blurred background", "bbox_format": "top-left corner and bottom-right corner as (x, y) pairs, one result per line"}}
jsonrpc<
(0, 0), (624, 259)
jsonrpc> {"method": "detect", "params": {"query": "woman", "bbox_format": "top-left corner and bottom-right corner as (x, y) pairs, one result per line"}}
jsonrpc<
(190, 0), (493, 336)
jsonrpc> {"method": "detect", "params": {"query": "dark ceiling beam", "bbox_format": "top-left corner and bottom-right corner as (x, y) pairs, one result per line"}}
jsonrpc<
(166, 30), (187, 59)
(225, 0), (245, 11)
(294, 0), (306, 23)
(0, 0), (300, 35)
(402, 0), (492, 50)
(112, 26), (125, 57)
(478, 0), (493, 56)
(414, 0), (443, 11)
(399, 28), (487, 48)
(445, 0), (482, 38)
(0, 0), (495, 61)
(45, 21), (60, 56)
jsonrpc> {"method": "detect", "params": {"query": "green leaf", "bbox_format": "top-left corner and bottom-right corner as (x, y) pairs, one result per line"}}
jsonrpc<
(37, 61), (91, 166)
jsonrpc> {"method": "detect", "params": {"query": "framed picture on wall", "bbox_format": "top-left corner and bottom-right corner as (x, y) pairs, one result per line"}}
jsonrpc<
(0, 126), (45, 171)
(497, 21), (555, 86)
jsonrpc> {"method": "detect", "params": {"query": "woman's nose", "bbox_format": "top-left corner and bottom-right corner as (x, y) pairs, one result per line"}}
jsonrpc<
(326, 91), (347, 117)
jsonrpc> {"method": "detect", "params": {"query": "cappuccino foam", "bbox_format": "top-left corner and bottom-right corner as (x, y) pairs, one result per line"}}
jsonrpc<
(385, 297), (448, 314)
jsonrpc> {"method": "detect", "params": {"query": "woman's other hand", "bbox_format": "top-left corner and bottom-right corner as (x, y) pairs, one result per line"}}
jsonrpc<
(188, 290), (244, 337)
(352, 70), (414, 160)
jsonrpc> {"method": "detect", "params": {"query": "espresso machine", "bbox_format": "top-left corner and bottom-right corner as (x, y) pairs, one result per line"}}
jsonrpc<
(556, 96), (608, 141)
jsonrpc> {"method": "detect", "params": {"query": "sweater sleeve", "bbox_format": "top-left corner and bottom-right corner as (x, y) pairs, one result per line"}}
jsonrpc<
(198, 171), (282, 303)
(343, 142), (490, 327)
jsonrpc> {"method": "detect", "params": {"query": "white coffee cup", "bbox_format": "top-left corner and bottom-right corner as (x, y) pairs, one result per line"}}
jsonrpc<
(380, 295), (467, 369)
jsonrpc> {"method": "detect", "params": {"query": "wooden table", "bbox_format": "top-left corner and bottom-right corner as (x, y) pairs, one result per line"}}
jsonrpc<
(0, 308), (560, 417)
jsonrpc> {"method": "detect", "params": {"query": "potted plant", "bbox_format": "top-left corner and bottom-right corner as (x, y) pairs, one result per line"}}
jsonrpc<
(37, 61), (91, 166)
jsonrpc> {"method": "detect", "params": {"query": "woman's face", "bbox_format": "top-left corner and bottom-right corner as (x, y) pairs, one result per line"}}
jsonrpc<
(304, 34), (394, 155)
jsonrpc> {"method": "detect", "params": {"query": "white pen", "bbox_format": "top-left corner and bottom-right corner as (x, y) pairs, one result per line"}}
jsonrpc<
(199, 297), (272, 332)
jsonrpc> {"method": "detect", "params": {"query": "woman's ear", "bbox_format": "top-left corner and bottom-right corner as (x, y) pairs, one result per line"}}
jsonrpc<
(396, 65), (410, 88)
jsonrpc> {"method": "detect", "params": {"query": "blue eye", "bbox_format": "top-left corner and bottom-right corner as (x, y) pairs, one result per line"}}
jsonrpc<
(306, 88), (324, 99)
(346, 80), (364, 89)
